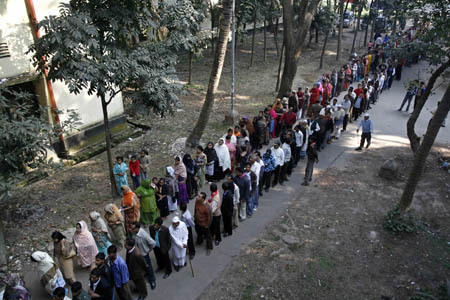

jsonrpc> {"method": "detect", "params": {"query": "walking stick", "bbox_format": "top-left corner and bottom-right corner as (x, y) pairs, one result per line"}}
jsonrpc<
(186, 247), (195, 278)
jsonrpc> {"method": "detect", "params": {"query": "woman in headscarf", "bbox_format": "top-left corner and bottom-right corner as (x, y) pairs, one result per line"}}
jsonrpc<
(72, 220), (98, 268)
(214, 138), (231, 181)
(270, 99), (280, 138)
(31, 251), (66, 296)
(174, 156), (189, 204)
(51, 231), (76, 284)
(155, 177), (169, 218)
(183, 154), (197, 199)
(135, 179), (158, 225)
(2, 273), (31, 300)
(203, 142), (218, 184)
(89, 212), (112, 256)
(224, 135), (236, 172)
(104, 203), (126, 249)
(164, 166), (178, 212)
(121, 185), (141, 235)
(194, 145), (207, 189)
(113, 156), (129, 196)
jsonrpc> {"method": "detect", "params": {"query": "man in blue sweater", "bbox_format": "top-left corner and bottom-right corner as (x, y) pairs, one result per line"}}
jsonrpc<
(355, 113), (373, 151)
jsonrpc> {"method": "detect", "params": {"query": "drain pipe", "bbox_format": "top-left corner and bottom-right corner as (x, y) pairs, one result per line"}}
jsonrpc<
(24, 0), (67, 157)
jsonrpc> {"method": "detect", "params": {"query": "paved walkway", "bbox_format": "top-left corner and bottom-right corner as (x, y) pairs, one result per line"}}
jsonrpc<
(25, 61), (448, 299)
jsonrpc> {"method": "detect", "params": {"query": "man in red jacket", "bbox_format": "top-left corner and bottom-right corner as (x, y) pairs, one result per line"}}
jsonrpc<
(129, 155), (140, 189)
(281, 107), (297, 130)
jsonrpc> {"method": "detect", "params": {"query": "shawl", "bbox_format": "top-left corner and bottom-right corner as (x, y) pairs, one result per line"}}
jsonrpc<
(122, 185), (139, 207)
(73, 220), (98, 267)
(89, 211), (109, 233)
(104, 204), (124, 223)
(214, 139), (231, 171)
(225, 139), (236, 153)
(174, 157), (187, 179)
(204, 144), (218, 163)
(183, 154), (195, 175)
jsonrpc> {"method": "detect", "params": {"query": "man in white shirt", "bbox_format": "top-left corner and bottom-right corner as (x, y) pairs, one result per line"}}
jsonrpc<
(131, 222), (156, 289)
(226, 175), (240, 228)
(270, 141), (285, 187)
(341, 95), (352, 132)
(294, 125), (304, 164)
(281, 139), (292, 184)
(180, 203), (196, 260)
(249, 156), (261, 210)
(333, 105), (345, 139)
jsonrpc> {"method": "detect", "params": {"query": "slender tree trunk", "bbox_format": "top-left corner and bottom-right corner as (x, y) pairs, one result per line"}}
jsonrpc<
(369, 1), (377, 42)
(250, 3), (257, 67)
(398, 84), (450, 211)
(188, 51), (193, 85)
(343, 0), (350, 17)
(351, 2), (363, 54)
(276, 42), (285, 92)
(101, 93), (117, 197)
(0, 221), (7, 267)
(274, 17), (280, 56)
(186, 0), (233, 148)
(336, 0), (345, 61)
(363, 0), (373, 47)
(319, 31), (329, 69)
(407, 60), (450, 153)
(315, 27), (319, 43)
(308, 28), (314, 46)
(277, 0), (321, 98)
(210, 1), (215, 55)
(263, 20), (267, 62)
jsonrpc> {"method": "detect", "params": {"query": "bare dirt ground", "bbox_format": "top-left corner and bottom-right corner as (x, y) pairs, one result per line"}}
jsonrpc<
(199, 146), (450, 300)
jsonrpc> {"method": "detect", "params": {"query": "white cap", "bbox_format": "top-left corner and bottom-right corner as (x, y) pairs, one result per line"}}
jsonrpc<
(172, 216), (180, 223)
(364, 113), (370, 117)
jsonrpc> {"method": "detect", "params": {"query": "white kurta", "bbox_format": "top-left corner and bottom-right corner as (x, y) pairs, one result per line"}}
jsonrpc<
(169, 221), (189, 266)
(214, 142), (231, 171)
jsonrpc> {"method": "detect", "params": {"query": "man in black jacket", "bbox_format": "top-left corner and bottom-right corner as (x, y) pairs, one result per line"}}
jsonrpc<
(302, 141), (319, 186)
(89, 267), (113, 300)
(149, 217), (172, 279)
(233, 167), (251, 221)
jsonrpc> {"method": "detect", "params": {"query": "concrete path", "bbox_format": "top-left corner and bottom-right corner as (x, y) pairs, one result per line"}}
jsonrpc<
(24, 61), (448, 299)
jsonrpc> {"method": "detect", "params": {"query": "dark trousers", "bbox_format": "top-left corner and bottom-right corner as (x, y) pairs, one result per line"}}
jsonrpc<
(263, 171), (272, 191)
(131, 175), (140, 190)
(304, 159), (315, 182)
(222, 214), (233, 235)
(360, 132), (372, 148)
(280, 163), (288, 182)
(116, 282), (133, 300)
(143, 253), (156, 283)
(195, 223), (213, 249)
(343, 114), (349, 130)
(131, 276), (148, 298)
(399, 93), (414, 111)
(272, 165), (281, 186)
(187, 226), (195, 255)
(294, 147), (302, 164)
(353, 107), (361, 121)
(154, 247), (172, 274)
(210, 216), (221, 242)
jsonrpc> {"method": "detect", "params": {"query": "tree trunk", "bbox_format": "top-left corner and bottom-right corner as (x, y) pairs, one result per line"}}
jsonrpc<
(277, 0), (321, 98)
(351, 2), (363, 54)
(319, 30), (329, 69)
(0, 221), (7, 268)
(336, 0), (345, 61)
(101, 93), (117, 197)
(308, 28), (314, 46)
(188, 51), (193, 85)
(315, 27), (319, 43)
(185, 0), (233, 148)
(263, 20), (267, 62)
(392, 9), (398, 35)
(363, 0), (373, 47)
(250, 3), (257, 67)
(407, 60), (450, 153)
(274, 17), (280, 56)
(210, 0), (216, 54)
(398, 84), (450, 211)
(276, 42), (285, 92)
(369, 1), (376, 42)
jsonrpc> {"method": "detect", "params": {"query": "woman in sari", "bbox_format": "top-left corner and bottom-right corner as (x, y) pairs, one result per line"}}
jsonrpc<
(164, 167), (178, 212)
(113, 156), (128, 196)
(51, 231), (76, 284)
(214, 138), (231, 180)
(224, 135), (236, 172)
(72, 220), (98, 268)
(204, 142), (218, 184)
(31, 251), (66, 296)
(3, 274), (31, 300)
(89, 211), (112, 256)
(174, 156), (189, 204)
(155, 177), (169, 218)
(135, 179), (158, 225)
(121, 185), (141, 235)
(183, 154), (197, 199)
(269, 99), (280, 138)
(104, 203), (126, 249)
(194, 145), (207, 189)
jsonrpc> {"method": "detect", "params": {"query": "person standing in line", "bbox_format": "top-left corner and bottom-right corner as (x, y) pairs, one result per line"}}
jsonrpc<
(130, 222), (156, 290)
(233, 167), (251, 222)
(138, 150), (150, 181)
(107, 245), (133, 300)
(341, 95), (352, 132)
(124, 239), (148, 300)
(88, 267), (113, 300)
(71, 282), (90, 300)
(226, 175), (240, 228)
(104, 204), (126, 250)
(121, 186), (140, 236)
(280, 139), (291, 183)
(135, 179), (158, 226)
(194, 192), (213, 255)
(221, 182), (234, 237)
(73, 220), (98, 269)
(301, 141), (319, 186)
(89, 212), (112, 256)
(180, 203), (196, 260)
(261, 149), (275, 192)
(51, 231), (76, 285)
(249, 155), (261, 210)
(113, 156), (129, 196)
(149, 217), (172, 279)
(271, 141), (285, 187)
(355, 113), (373, 151)
(168, 216), (189, 272)
(208, 183), (222, 246)
(244, 163), (257, 218)
(93, 253), (114, 290)
(128, 155), (140, 190)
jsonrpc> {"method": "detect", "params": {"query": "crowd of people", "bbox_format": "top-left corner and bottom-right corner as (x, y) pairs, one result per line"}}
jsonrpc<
(1, 25), (432, 300)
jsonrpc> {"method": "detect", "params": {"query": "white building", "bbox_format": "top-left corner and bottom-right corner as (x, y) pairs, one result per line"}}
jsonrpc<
(0, 0), (125, 156)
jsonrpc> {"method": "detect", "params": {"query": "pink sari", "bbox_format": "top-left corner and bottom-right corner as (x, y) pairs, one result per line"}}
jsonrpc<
(73, 220), (98, 268)
(270, 109), (278, 138)
(225, 140), (236, 171)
